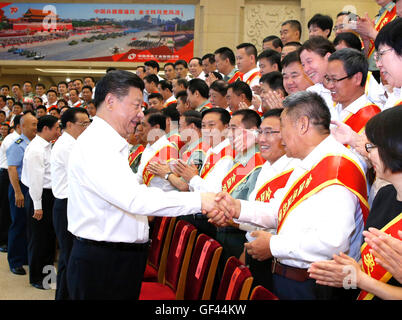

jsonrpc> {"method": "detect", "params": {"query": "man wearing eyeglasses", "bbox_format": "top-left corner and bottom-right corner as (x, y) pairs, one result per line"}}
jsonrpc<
(237, 108), (299, 292)
(50, 107), (90, 299)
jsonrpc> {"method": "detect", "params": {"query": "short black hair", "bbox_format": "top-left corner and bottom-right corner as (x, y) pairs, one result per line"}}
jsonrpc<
(209, 80), (228, 97)
(106, 67), (117, 73)
(263, 35), (283, 49)
(299, 36), (336, 57)
(12, 114), (22, 127)
(94, 70), (144, 109)
(164, 62), (175, 69)
(182, 110), (202, 129)
(144, 74), (159, 85)
(214, 47), (236, 66)
(176, 90), (188, 104)
(282, 91), (331, 133)
(202, 53), (215, 64)
(144, 60), (160, 72)
(282, 20), (302, 38)
(136, 66), (146, 73)
(281, 51), (301, 68)
(37, 115), (58, 133)
(174, 60), (188, 69)
(257, 49), (282, 71)
(365, 104), (402, 173)
(263, 108), (283, 119)
(202, 107), (231, 125)
(228, 81), (253, 103)
(82, 85), (93, 92)
(232, 109), (262, 129)
(148, 92), (163, 101)
(308, 14), (334, 38)
(189, 57), (202, 66)
(0, 95), (6, 103)
(236, 43), (258, 60)
(188, 78), (209, 99)
(162, 104), (180, 122)
(143, 108), (161, 117)
(176, 78), (189, 89)
(375, 18), (402, 56)
(60, 107), (88, 129)
(334, 32), (363, 51)
(147, 113), (167, 131)
(36, 105), (47, 112)
(260, 72), (286, 95)
(158, 80), (173, 92)
(328, 48), (368, 86)
(46, 89), (57, 96)
(283, 41), (302, 49)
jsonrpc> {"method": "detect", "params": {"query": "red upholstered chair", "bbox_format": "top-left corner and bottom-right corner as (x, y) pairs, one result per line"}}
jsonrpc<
(249, 285), (279, 300)
(183, 234), (222, 300)
(216, 256), (253, 300)
(139, 220), (197, 300)
(143, 217), (176, 282)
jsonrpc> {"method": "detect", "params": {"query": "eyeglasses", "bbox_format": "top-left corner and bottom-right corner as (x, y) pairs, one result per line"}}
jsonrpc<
(75, 121), (91, 127)
(365, 143), (377, 153)
(323, 74), (354, 85)
(256, 129), (280, 137)
(374, 48), (393, 62)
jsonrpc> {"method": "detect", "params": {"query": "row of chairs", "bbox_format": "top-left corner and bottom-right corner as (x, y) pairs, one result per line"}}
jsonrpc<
(139, 217), (278, 300)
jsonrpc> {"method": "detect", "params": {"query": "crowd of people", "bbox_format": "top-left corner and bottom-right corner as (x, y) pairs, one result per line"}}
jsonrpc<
(0, 0), (401, 301)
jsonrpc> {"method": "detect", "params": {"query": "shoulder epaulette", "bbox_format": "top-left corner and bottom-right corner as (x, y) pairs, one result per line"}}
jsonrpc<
(15, 138), (23, 145)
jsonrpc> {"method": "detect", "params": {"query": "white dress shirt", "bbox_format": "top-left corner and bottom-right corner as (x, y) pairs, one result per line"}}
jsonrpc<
(189, 138), (234, 193)
(0, 131), (20, 169)
(236, 135), (365, 269)
(196, 71), (207, 81)
(50, 131), (76, 199)
(67, 116), (201, 243)
(241, 155), (300, 240)
(242, 67), (261, 88)
(383, 87), (401, 110)
(135, 135), (178, 192)
(21, 135), (52, 210)
(307, 83), (337, 120)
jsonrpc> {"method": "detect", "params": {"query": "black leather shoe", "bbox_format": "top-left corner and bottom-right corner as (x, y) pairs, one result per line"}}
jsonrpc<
(31, 282), (47, 290)
(0, 244), (7, 252)
(10, 266), (26, 275)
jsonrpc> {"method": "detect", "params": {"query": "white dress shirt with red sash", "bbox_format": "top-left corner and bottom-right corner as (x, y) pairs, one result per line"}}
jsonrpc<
(236, 135), (367, 269)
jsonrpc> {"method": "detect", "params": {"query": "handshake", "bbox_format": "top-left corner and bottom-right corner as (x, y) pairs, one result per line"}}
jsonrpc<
(200, 192), (241, 227)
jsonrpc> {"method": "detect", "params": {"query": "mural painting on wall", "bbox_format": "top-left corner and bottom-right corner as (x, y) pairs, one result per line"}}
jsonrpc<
(0, 3), (195, 62)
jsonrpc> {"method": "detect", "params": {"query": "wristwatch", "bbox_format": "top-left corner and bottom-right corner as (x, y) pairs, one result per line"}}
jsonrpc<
(164, 172), (173, 180)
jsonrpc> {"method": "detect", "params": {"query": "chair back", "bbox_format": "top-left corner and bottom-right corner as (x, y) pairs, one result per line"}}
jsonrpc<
(216, 256), (253, 300)
(183, 234), (222, 300)
(249, 285), (279, 300)
(164, 220), (197, 295)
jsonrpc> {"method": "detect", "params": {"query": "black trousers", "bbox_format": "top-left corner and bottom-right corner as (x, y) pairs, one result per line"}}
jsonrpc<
(245, 252), (273, 292)
(7, 182), (28, 269)
(53, 198), (73, 300)
(26, 188), (56, 284)
(0, 169), (11, 246)
(67, 238), (149, 300)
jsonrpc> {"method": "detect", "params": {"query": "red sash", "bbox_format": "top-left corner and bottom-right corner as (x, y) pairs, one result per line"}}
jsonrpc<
(142, 145), (178, 186)
(200, 102), (213, 111)
(167, 133), (185, 151)
(128, 145), (144, 167)
(164, 99), (177, 109)
(228, 71), (243, 84)
(255, 169), (294, 203)
(200, 145), (234, 179)
(367, 6), (397, 58)
(244, 71), (261, 85)
(222, 152), (265, 194)
(357, 213), (402, 300)
(343, 104), (381, 135)
(277, 154), (369, 234)
(181, 141), (210, 163)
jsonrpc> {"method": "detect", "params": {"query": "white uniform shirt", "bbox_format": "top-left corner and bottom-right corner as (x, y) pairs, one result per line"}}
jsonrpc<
(237, 135), (365, 269)
(383, 87), (402, 110)
(307, 83), (337, 120)
(242, 67), (261, 88)
(135, 135), (178, 192)
(0, 131), (20, 169)
(21, 135), (52, 210)
(189, 138), (234, 193)
(241, 155), (300, 241)
(50, 131), (76, 199)
(67, 116), (201, 243)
